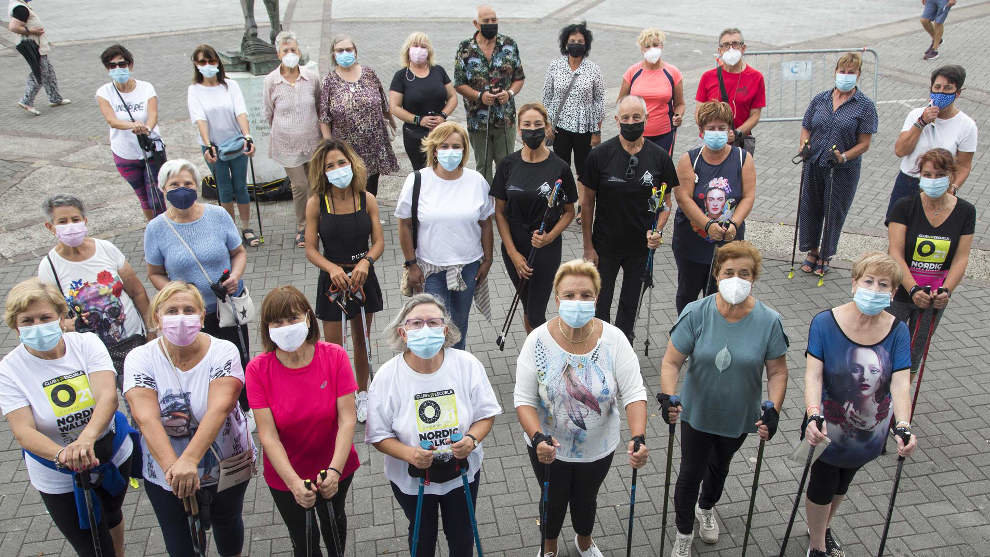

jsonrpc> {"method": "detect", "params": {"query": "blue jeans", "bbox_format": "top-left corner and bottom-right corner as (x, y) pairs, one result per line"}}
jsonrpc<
(424, 260), (480, 350)
(202, 146), (250, 204)
(921, 0), (951, 24)
(886, 171), (920, 223)
(145, 480), (249, 557)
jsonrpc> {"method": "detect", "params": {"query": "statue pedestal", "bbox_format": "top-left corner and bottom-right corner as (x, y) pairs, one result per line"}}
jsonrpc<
(228, 71), (284, 183)
(220, 49), (280, 76)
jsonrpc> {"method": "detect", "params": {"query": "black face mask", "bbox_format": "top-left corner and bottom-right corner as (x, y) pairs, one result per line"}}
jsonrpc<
(619, 121), (645, 142)
(520, 128), (546, 149)
(566, 43), (586, 58)
(479, 23), (498, 40)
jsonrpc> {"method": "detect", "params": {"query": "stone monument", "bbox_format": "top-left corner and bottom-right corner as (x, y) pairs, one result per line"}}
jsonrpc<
(219, 0), (282, 76)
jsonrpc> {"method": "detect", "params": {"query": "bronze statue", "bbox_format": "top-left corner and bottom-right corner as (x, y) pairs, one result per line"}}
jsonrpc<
(240, 0), (282, 57)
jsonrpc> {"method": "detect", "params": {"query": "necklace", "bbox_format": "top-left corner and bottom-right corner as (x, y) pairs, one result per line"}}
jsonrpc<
(557, 318), (593, 344)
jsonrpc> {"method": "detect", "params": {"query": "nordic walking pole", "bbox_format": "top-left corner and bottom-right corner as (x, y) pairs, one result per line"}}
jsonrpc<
(657, 394), (681, 556)
(911, 292), (943, 420)
(779, 414), (825, 557)
(450, 433), (484, 556)
(247, 152), (265, 245)
(817, 146), (839, 288)
(741, 400), (775, 557)
(77, 472), (104, 557)
(318, 470), (344, 556)
(538, 434), (554, 557)
(877, 427), (913, 557)
(410, 440), (433, 557)
(634, 183), (668, 355)
(625, 436), (644, 557)
(183, 494), (208, 556)
(788, 140), (811, 278)
(304, 479), (315, 557)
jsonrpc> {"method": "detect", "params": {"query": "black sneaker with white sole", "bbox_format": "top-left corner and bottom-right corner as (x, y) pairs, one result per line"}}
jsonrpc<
(825, 528), (843, 557)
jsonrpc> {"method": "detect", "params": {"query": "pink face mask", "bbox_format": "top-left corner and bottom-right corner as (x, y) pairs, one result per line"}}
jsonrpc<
(161, 314), (202, 346)
(409, 46), (429, 64)
(55, 222), (88, 247)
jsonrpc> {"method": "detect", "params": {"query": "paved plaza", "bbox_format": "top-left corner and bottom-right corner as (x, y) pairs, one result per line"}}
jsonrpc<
(1, 1), (989, 555)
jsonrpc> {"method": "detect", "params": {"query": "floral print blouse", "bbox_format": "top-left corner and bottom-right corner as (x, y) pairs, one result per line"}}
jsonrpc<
(453, 33), (526, 131)
(319, 67), (398, 175)
(542, 56), (605, 135)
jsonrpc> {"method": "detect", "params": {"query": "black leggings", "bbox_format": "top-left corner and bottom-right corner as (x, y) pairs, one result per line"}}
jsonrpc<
(501, 234), (562, 327)
(392, 477), (479, 557)
(595, 251), (648, 340)
(674, 421), (747, 534)
(552, 128), (593, 177)
(270, 475), (353, 557)
(402, 125), (429, 170)
(526, 445), (613, 539)
(674, 253), (716, 316)
(202, 312), (250, 412)
(806, 459), (859, 505)
(39, 456), (132, 557)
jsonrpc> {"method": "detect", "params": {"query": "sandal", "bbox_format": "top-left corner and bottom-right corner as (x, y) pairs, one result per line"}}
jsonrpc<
(242, 228), (260, 247)
(295, 229), (305, 248)
(800, 256), (818, 274)
(816, 259), (831, 276)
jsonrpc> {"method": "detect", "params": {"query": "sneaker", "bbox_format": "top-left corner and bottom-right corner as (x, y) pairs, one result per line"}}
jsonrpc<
(245, 409), (257, 433)
(807, 549), (828, 557)
(49, 99), (71, 107)
(671, 531), (693, 557)
(573, 535), (603, 557)
(356, 390), (368, 423)
(825, 528), (843, 557)
(694, 503), (719, 544)
(538, 552), (555, 557)
(924, 49), (940, 60)
(17, 102), (40, 115)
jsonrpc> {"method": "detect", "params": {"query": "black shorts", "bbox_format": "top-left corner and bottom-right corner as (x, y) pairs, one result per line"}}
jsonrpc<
(806, 458), (860, 505)
(315, 265), (384, 322)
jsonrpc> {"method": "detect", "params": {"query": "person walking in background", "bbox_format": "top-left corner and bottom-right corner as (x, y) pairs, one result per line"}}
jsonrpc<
(618, 28), (684, 154)
(920, 0), (956, 59)
(694, 28), (765, 154)
(8, 0), (70, 116)
(319, 35), (398, 197)
(264, 31), (323, 248)
(389, 32), (458, 171)
(96, 44), (167, 220)
(453, 4), (526, 184)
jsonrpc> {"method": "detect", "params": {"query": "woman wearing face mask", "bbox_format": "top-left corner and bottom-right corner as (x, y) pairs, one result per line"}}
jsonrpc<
(618, 27), (685, 154)
(366, 294), (501, 557)
(797, 52), (878, 277)
(514, 259), (648, 557)
(264, 31), (323, 248)
(671, 101), (755, 315)
(887, 148), (974, 374)
(37, 195), (152, 384)
(187, 44), (260, 247)
(493, 103), (578, 336)
(124, 282), (256, 557)
(96, 43), (167, 220)
(389, 32), (458, 171)
(246, 286), (360, 557)
(0, 278), (135, 557)
(658, 241), (788, 555)
(305, 139), (384, 424)
(319, 35), (398, 196)
(145, 159), (254, 427)
(802, 252), (917, 557)
(396, 121), (495, 350)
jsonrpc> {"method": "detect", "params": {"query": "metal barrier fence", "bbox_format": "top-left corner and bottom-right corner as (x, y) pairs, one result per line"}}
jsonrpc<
(742, 48), (879, 123)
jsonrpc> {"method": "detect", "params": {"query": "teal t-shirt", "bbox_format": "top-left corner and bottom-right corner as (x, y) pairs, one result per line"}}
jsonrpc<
(670, 295), (789, 438)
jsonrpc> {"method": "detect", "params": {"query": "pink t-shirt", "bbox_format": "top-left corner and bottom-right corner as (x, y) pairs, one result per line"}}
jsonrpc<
(246, 341), (361, 491)
(623, 61), (683, 137)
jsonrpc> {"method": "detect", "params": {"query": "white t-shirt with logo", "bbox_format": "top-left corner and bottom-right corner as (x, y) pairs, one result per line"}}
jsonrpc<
(899, 107), (978, 176)
(0, 332), (133, 494)
(95, 80), (162, 161)
(123, 336), (255, 491)
(394, 167), (496, 266)
(38, 239), (145, 346)
(365, 348), (502, 496)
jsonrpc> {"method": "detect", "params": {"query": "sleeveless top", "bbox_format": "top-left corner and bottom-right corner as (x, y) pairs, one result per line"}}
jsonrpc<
(672, 146), (747, 264)
(319, 191), (371, 265)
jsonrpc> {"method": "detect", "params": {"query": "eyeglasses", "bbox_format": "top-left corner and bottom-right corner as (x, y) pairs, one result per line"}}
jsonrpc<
(404, 318), (445, 330)
(624, 155), (639, 180)
(195, 58), (218, 66)
(719, 41), (744, 49)
(107, 61), (129, 69)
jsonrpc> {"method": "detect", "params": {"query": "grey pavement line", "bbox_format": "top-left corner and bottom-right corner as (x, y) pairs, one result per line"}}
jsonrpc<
(539, 0), (606, 23)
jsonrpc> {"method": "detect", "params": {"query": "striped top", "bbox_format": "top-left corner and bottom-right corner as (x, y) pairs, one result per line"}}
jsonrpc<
(263, 65), (323, 168)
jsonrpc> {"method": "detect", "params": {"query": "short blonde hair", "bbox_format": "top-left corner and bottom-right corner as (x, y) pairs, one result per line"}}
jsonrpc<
(553, 259), (602, 296)
(696, 101), (734, 129)
(157, 159), (202, 192)
(637, 28), (666, 48)
(4, 278), (68, 330)
(400, 32), (434, 68)
(852, 252), (903, 287)
(712, 241), (762, 281)
(835, 52), (863, 74)
(421, 121), (471, 170)
(148, 282), (205, 327)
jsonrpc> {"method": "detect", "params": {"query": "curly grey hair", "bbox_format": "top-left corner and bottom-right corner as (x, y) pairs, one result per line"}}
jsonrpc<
(384, 293), (461, 352)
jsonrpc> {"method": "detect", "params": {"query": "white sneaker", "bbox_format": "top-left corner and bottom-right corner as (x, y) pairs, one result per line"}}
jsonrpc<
(49, 99), (71, 107)
(671, 530), (693, 557)
(573, 535), (603, 557)
(244, 409), (257, 433)
(356, 391), (368, 423)
(695, 503), (718, 544)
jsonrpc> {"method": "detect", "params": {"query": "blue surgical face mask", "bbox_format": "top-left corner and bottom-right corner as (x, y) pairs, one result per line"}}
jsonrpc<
(703, 130), (728, 150)
(835, 72), (858, 92)
(20, 320), (63, 352)
(405, 326), (445, 359)
(436, 149), (463, 172)
(853, 287), (891, 316)
(930, 91), (956, 109)
(558, 300), (596, 328)
(197, 64), (219, 78)
(919, 176), (950, 198)
(109, 67), (130, 84)
(335, 51), (356, 67)
(326, 166), (353, 189)
(166, 187), (198, 209)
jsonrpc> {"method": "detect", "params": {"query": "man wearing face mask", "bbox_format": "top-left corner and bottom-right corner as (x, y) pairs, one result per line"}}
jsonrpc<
(694, 28), (764, 154)
(887, 64), (976, 220)
(453, 4), (526, 185)
(579, 95), (678, 342)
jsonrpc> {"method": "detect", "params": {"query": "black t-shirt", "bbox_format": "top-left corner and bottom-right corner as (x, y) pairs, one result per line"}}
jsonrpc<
(888, 193), (976, 302)
(580, 136), (678, 255)
(492, 151), (578, 247)
(11, 5), (29, 22)
(389, 66), (451, 123)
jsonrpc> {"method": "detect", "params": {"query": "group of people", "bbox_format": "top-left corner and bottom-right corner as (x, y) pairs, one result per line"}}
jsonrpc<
(1, 3), (979, 557)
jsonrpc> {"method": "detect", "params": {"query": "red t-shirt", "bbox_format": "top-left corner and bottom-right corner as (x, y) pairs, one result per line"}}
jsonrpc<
(623, 61), (683, 137)
(695, 64), (766, 130)
(246, 341), (361, 491)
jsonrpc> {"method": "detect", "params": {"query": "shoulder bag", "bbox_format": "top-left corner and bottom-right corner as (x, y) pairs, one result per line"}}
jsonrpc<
(111, 83), (167, 166)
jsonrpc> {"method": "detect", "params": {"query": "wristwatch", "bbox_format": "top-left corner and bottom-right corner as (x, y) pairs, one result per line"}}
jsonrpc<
(403, 258), (417, 268)
(465, 433), (479, 448)
(413, 115), (421, 126)
(364, 255), (375, 265)
(439, 111), (448, 119)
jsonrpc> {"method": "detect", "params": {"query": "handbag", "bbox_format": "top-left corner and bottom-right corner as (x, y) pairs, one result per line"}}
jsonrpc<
(111, 83), (167, 167)
(162, 218), (256, 327)
(547, 69), (580, 147)
(400, 170), (423, 297)
(217, 135), (246, 162)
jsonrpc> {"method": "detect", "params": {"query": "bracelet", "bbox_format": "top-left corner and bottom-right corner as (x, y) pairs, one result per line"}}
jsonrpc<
(914, 120), (926, 130)
(631, 434), (646, 446)
(403, 259), (418, 268)
(841, 153), (848, 163)
(54, 447), (66, 470)
(440, 111), (448, 119)
(328, 466), (343, 477)
(413, 115), (421, 126)
(909, 285), (924, 298)
(704, 219), (719, 236)
(895, 421), (910, 428)
(508, 89), (515, 98)
(806, 406), (820, 417)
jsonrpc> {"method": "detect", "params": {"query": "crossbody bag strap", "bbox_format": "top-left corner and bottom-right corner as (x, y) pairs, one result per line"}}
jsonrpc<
(111, 83), (138, 123)
(662, 67), (677, 128)
(162, 218), (214, 285)
(411, 170), (422, 251)
(46, 254), (64, 294)
(716, 66), (730, 103)
(552, 70), (580, 128)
